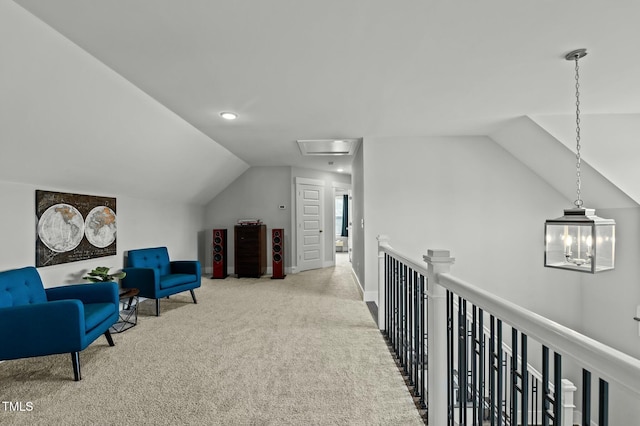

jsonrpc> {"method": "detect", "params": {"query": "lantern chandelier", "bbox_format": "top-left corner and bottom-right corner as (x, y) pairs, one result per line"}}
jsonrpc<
(544, 49), (616, 273)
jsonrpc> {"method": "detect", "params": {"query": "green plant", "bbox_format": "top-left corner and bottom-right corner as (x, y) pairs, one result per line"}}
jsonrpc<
(83, 266), (126, 283)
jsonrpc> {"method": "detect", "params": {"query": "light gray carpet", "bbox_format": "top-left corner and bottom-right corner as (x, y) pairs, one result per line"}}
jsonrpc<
(0, 257), (423, 425)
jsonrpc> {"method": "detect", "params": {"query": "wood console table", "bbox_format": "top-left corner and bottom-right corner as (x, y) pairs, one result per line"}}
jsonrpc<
(234, 224), (266, 278)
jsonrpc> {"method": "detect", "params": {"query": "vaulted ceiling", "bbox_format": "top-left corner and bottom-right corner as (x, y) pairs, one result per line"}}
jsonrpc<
(8, 0), (640, 202)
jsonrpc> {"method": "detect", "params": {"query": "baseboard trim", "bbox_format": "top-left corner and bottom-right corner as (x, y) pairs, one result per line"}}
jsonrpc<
(351, 267), (364, 299)
(363, 291), (377, 303)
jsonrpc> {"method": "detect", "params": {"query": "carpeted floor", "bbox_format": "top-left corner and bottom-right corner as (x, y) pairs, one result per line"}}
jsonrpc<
(0, 256), (424, 425)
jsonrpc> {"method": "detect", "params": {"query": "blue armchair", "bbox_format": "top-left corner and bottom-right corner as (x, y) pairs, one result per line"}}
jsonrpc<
(121, 247), (201, 316)
(0, 266), (119, 381)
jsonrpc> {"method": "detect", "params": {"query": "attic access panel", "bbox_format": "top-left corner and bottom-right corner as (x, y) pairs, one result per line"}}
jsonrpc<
(297, 139), (360, 156)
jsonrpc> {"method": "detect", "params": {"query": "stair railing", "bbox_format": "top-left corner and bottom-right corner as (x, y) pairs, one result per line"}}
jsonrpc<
(378, 235), (640, 425)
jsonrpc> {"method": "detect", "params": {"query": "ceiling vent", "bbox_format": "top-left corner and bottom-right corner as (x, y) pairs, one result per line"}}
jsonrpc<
(297, 139), (360, 156)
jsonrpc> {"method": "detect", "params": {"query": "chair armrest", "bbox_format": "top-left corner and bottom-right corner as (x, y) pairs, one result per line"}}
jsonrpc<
(0, 300), (84, 357)
(46, 282), (118, 305)
(170, 261), (201, 279)
(121, 267), (159, 295)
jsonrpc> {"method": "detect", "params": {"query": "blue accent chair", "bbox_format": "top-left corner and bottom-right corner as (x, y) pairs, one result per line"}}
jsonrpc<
(0, 266), (119, 381)
(121, 247), (201, 316)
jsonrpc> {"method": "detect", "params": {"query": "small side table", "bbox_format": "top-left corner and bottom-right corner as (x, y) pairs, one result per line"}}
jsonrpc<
(110, 288), (139, 333)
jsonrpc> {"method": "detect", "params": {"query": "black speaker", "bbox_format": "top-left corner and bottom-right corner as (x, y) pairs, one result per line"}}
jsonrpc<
(211, 229), (228, 279)
(271, 228), (285, 279)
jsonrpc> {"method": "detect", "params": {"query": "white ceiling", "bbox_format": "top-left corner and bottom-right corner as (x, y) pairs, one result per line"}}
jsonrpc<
(12, 0), (640, 177)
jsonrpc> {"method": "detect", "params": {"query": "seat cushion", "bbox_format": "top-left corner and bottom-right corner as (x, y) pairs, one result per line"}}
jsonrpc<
(159, 274), (197, 289)
(84, 302), (116, 332)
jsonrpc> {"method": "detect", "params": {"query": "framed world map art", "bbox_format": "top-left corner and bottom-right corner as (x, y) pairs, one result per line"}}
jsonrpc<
(35, 190), (117, 267)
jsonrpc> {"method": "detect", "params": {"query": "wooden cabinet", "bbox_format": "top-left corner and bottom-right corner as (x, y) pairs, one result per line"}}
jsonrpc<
(234, 224), (266, 278)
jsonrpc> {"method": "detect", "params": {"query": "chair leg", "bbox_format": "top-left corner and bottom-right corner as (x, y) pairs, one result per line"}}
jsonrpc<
(190, 289), (198, 304)
(71, 352), (81, 381)
(156, 298), (160, 316)
(104, 330), (115, 347)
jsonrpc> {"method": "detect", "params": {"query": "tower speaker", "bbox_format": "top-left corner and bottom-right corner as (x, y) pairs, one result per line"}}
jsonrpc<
(211, 229), (228, 279)
(271, 228), (286, 279)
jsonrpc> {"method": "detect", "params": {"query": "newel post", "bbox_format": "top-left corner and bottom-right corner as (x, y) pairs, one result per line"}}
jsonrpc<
(377, 235), (389, 331)
(424, 249), (455, 426)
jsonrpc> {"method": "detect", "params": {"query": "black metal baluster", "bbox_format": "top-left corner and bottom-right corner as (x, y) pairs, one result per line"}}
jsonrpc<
(481, 310), (486, 425)
(543, 345), (550, 426)
(554, 352), (562, 425)
(396, 261), (402, 365)
(497, 319), (503, 426)
(407, 271), (412, 383)
(521, 333), (528, 426)
(389, 257), (394, 348)
(420, 275), (426, 411)
(408, 268), (413, 380)
(403, 264), (408, 375)
(489, 315), (496, 426)
(459, 298), (468, 425)
(394, 258), (399, 356)
(413, 272), (423, 397)
(599, 378), (609, 426)
(582, 369), (591, 426)
(511, 328), (518, 424)
(385, 254), (390, 337)
(447, 290), (454, 426)
(400, 263), (405, 371)
(472, 306), (478, 425)
(478, 308), (485, 426)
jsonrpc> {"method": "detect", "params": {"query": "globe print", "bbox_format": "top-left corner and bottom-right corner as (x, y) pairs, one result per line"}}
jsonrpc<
(85, 206), (117, 248)
(37, 204), (85, 253)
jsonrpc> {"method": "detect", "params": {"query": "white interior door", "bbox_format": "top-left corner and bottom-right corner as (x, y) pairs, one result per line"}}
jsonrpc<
(296, 183), (324, 272)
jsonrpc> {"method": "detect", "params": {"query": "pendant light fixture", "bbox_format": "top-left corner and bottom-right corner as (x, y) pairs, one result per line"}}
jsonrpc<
(544, 49), (616, 273)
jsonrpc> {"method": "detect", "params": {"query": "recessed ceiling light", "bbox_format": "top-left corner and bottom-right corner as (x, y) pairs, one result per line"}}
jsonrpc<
(337, 168), (344, 173)
(220, 112), (238, 120)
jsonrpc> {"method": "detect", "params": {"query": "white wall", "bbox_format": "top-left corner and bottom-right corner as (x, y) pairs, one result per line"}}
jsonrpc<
(577, 207), (640, 426)
(203, 167), (292, 274)
(581, 207), (640, 359)
(0, 179), (204, 287)
(363, 136), (583, 328)
(351, 142), (366, 292)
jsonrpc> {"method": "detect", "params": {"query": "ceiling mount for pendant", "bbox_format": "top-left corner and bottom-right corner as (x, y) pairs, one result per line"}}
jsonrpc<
(565, 48), (587, 61)
(544, 48), (616, 273)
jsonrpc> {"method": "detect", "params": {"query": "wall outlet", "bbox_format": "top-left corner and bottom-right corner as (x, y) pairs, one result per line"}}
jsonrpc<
(278, 205), (286, 210)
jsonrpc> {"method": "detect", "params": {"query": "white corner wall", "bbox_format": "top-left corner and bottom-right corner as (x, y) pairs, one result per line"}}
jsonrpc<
(363, 135), (583, 328)
(203, 167), (293, 274)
